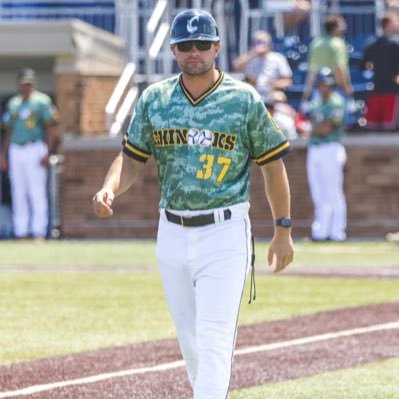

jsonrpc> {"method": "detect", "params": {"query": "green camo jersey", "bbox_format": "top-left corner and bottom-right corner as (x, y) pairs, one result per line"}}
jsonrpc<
(3, 90), (58, 145)
(309, 91), (345, 145)
(123, 71), (291, 210)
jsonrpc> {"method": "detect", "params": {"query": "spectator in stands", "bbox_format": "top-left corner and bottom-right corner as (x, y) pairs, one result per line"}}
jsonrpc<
(301, 14), (353, 104)
(232, 30), (293, 102)
(264, 90), (298, 140)
(0, 68), (59, 241)
(386, 0), (399, 11)
(306, 68), (347, 242)
(361, 12), (399, 131)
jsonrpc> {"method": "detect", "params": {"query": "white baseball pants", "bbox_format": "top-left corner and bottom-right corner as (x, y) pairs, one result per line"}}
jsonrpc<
(156, 202), (251, 399)
(306, 142), (347, 241)
(9, 141), (49, 238)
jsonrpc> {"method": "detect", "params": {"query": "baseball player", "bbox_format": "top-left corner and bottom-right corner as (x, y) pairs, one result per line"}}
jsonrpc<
(307, 68), (347, 242)
(0, 68), (59, 240)
(93, 9), (294, 399)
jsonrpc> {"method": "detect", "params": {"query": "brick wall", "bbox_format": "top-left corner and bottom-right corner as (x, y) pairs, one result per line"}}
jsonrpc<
(60, 135), (399, 240)
(55, 74), (119, 136)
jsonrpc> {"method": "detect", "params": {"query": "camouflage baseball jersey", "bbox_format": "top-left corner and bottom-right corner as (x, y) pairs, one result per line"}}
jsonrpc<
(3, 90), (58, 145)
(309, 91), (345, 146)
(123, 70), (290, 210)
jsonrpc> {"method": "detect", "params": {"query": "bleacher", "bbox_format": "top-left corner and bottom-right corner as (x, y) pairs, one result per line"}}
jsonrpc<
(0, 0), (390, 131)
(0, 0), (116, 33)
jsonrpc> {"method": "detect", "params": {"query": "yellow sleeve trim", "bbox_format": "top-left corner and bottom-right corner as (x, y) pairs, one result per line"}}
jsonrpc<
(255, 141), (290, 164)
(125, 142), (151, 159)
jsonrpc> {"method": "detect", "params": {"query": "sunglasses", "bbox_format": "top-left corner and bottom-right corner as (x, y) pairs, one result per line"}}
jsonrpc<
(175, 41), (213, 52)
(253, 39), (270, 46)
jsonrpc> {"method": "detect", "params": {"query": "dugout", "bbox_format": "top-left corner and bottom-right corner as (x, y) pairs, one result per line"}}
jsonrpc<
(0, 19), (125, 137)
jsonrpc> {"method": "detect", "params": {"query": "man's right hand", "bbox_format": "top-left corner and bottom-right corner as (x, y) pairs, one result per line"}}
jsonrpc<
(92, 188), (115, 217)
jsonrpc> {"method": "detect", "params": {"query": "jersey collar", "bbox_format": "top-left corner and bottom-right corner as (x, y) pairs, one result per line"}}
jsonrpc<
(179, 68), (224, 106)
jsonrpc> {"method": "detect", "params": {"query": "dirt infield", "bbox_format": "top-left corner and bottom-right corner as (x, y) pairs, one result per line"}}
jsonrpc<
(1, 302), (399, 399)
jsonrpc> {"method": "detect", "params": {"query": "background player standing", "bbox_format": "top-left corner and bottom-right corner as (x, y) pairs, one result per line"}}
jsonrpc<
(0, 68), (59, 240)
(307, 69), (347, 242)
(93, 9), (294, 399)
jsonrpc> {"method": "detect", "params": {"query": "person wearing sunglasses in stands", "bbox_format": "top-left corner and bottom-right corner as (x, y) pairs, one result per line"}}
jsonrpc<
(232, 30), (293, 104)
(93, 9), (294, 399)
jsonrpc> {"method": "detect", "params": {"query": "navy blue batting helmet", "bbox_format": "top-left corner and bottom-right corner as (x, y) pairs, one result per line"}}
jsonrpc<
(170, 9), (220, 45)
(316, 67), (335, 85)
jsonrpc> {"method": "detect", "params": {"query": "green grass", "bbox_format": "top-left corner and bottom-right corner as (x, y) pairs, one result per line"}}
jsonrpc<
(0, 239), (158, 267)
(1, 271), (399, 365)
(0, 239), (398, 268)
(238, 275), (399, 325)
(230, 358), (399, 399)
(287, 240), (399, 268)
(0, 240), (398, 372)
(0, 272), (172, 364)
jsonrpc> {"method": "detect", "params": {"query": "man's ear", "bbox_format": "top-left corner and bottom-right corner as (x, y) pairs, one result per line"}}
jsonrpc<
(214, 42), (222, 56)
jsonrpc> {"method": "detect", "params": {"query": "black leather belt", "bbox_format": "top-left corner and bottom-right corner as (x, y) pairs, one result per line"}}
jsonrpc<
(165, 209), (232, 227)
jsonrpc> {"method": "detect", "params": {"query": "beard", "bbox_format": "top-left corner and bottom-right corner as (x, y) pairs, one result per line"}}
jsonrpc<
(179, 59), (214, 76)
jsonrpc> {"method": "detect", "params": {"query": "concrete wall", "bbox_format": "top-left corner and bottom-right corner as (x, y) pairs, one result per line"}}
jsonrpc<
(60, 134), (399, 240)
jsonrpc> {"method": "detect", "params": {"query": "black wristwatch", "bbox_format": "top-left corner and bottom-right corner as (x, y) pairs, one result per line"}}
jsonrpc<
(274, 217), (292, 228)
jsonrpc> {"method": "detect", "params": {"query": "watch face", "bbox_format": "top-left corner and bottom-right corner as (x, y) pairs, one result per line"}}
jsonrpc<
(281, 218), (292, 227)
(276, 218), (292, 227)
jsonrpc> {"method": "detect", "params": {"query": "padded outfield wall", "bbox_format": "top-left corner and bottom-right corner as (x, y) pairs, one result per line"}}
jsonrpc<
(60, 133), (399, 239)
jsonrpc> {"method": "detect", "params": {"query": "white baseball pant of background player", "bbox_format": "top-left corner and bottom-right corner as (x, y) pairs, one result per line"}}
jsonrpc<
(307, 142), (347, 241)
(156, 202), (251, 399)
(8, 141), (48, 237)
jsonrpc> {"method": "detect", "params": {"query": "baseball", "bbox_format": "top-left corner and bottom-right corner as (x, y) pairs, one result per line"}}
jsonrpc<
(198, 129), (213, 147)
(188, 128), (200, 145)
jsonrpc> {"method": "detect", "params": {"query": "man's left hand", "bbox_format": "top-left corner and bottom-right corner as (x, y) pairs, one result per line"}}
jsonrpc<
(267, 232), (294, 273)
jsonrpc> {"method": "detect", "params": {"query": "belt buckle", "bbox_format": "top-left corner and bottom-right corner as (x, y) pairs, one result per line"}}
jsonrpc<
(180, 215), (185, 226)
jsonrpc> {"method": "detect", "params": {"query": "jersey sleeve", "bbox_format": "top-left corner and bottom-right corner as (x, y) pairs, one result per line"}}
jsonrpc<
(122, 92), (153, 163)
(2, 100), (12, 127)
(41, 100), (59, 125)
(246, 93), (291, 166)
(277, 53), (293, 77)
(308, 38), (320, 70)
(2, 96), (19, 127)
(330, 38), (348, 68)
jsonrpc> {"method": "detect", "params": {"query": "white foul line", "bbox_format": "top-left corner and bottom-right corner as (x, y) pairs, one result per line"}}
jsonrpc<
(1, 320), (399, 398)
(0, 360), (185, 398)
(235, 320), (399, 356)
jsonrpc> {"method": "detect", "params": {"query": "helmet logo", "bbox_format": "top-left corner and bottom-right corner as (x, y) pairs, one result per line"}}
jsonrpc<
(187, 15), (199, 34)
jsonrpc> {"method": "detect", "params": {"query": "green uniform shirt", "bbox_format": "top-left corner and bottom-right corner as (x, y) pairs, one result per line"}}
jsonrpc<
(309, 35), (348, 72)
(3, 90), (57, 145)
(123, 71), (291, 210)
(309, 92), (345, 145)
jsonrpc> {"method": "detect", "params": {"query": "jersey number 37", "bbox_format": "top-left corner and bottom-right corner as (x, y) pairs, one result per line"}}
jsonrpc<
(196, 154), (232, 183)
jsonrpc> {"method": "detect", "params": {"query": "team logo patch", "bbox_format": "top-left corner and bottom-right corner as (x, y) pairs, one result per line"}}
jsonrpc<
(152, 128), (237, 151)
(198, 129), (213, 147)
(188, 128), (200, 145)
(187, 15), (199, 34)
